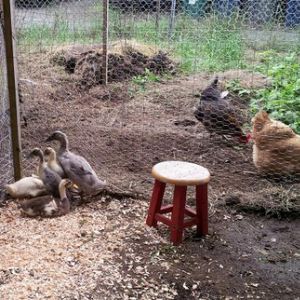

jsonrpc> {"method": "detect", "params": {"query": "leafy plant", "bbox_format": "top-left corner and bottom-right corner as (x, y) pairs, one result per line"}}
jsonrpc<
(225, 79), (253, 98)
(132, 68), (160, 91)
(250, 52), (300, 133)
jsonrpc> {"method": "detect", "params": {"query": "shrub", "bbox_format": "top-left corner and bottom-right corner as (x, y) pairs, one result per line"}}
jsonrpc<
(251, 52), (300, 133)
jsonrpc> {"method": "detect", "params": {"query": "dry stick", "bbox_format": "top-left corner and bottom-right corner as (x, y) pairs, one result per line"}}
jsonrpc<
(102, 0), (109, 85)
(92, 183), (146, 201)
(2, 0), (22, 180)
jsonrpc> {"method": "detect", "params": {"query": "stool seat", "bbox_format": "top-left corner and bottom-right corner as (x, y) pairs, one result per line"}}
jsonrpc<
(152, 161), (210, 186)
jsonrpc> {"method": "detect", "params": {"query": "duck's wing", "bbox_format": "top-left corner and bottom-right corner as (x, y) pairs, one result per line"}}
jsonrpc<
(70, 163), (93, 176)
(43, 168), (62, 196)
(20, 195), (52, 211)
(58, 151), (100, 192)
(66, 152), (95, 176)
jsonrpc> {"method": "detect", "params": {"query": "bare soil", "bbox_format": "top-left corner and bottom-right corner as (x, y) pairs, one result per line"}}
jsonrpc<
(0, 51), (299, 299)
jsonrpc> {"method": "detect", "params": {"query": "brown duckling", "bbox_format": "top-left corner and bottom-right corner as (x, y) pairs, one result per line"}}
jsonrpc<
(19, 179), (72, 217)
(44, 147), (65, 178)
(29, 148), (62, 198)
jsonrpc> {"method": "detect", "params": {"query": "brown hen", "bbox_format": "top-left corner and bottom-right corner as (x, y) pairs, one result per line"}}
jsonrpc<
(194, 76), (250, 143)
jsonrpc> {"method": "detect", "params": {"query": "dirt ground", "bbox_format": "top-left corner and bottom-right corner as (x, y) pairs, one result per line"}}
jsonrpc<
(0, 51), (299, 299)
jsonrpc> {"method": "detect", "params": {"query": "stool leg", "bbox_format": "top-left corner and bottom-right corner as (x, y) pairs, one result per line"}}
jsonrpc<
(170, 185), (187, 245)
(146, 180), (166, 227)
(196, 184), (208, 236)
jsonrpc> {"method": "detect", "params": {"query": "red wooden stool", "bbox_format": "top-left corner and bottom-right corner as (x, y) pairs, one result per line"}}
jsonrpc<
(146, 161), (210, 245)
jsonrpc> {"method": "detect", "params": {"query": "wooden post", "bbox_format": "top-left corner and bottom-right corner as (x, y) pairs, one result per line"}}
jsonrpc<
(168, 0), (177, 39)
(2, 0), (22, 180)
(155, 0), (161, 32)
(102, 0), (109, 85)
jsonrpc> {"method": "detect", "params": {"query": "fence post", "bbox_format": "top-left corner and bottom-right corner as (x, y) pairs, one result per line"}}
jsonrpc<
(168, 0), (177, 39)
(2, 0), (22, 180)
(156, 0), (161, 32)
(102, 0), (109, 85)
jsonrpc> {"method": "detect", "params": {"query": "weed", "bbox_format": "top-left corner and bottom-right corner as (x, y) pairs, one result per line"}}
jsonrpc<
(250, 51), (300, 133)
(132, 68), (160, 91)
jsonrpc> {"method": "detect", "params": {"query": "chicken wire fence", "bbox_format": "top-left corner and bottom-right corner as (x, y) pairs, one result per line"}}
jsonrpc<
(0, 0), (299, 208)
(0, 18), (14, 194)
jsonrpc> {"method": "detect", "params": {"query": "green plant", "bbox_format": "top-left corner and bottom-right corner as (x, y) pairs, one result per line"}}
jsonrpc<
(250, 52), (300, 133)
(226, 79), (253, 98)
(132, 68), (160, 91)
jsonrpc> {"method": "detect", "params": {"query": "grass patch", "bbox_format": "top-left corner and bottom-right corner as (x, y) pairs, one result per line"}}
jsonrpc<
(17, 5), (245, 73)
(18, 20), (102, 47)
(16, 4), (299, 74)
(233, 186), (300, 219)
(122, 14), (245, 72)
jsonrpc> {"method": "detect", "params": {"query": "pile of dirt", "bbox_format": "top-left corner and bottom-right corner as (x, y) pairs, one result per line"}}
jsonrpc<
(51, 47), (176, 88)
(76, 51), (175, 87)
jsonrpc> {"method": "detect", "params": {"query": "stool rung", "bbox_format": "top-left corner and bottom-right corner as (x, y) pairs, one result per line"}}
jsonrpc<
(184, 218), (197, 228)
(184, 207), (196, 217)
(159, 204), (173, 214)
(155, 213), (172, 227)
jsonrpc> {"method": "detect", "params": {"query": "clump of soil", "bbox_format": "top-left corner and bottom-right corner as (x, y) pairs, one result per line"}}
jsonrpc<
(52, 48), (176, 88)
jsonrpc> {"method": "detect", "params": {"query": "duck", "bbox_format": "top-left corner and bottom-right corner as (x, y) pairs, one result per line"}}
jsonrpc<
(19, 179), (72, 217)
(44, 147), (65, 178)
(44, 147), (81, 195)
(29, 148), (62, 197)
(46, 131), (106, 195)
(5, 175), (48, 198)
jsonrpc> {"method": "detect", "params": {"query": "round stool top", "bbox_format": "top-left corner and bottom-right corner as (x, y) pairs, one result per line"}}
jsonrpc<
(152, 161), (210, 186)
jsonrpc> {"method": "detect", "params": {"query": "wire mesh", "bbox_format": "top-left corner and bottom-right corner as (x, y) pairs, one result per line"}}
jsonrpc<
(0, 0), (298, 297)
(11, 0), (300, 190)
(8, 2), (300, 190)
(0, 12), (14, 193)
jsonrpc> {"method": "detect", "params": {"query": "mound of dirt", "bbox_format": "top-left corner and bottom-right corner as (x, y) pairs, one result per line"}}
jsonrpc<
(74, 50), (176, 87)
(50, 41), (176, 87)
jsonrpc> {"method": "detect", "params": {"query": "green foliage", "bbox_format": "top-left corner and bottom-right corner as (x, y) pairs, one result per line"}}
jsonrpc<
(251, 52), (300, 133)
(132, 68), (160, 91)
(225, 79), (253, 98)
